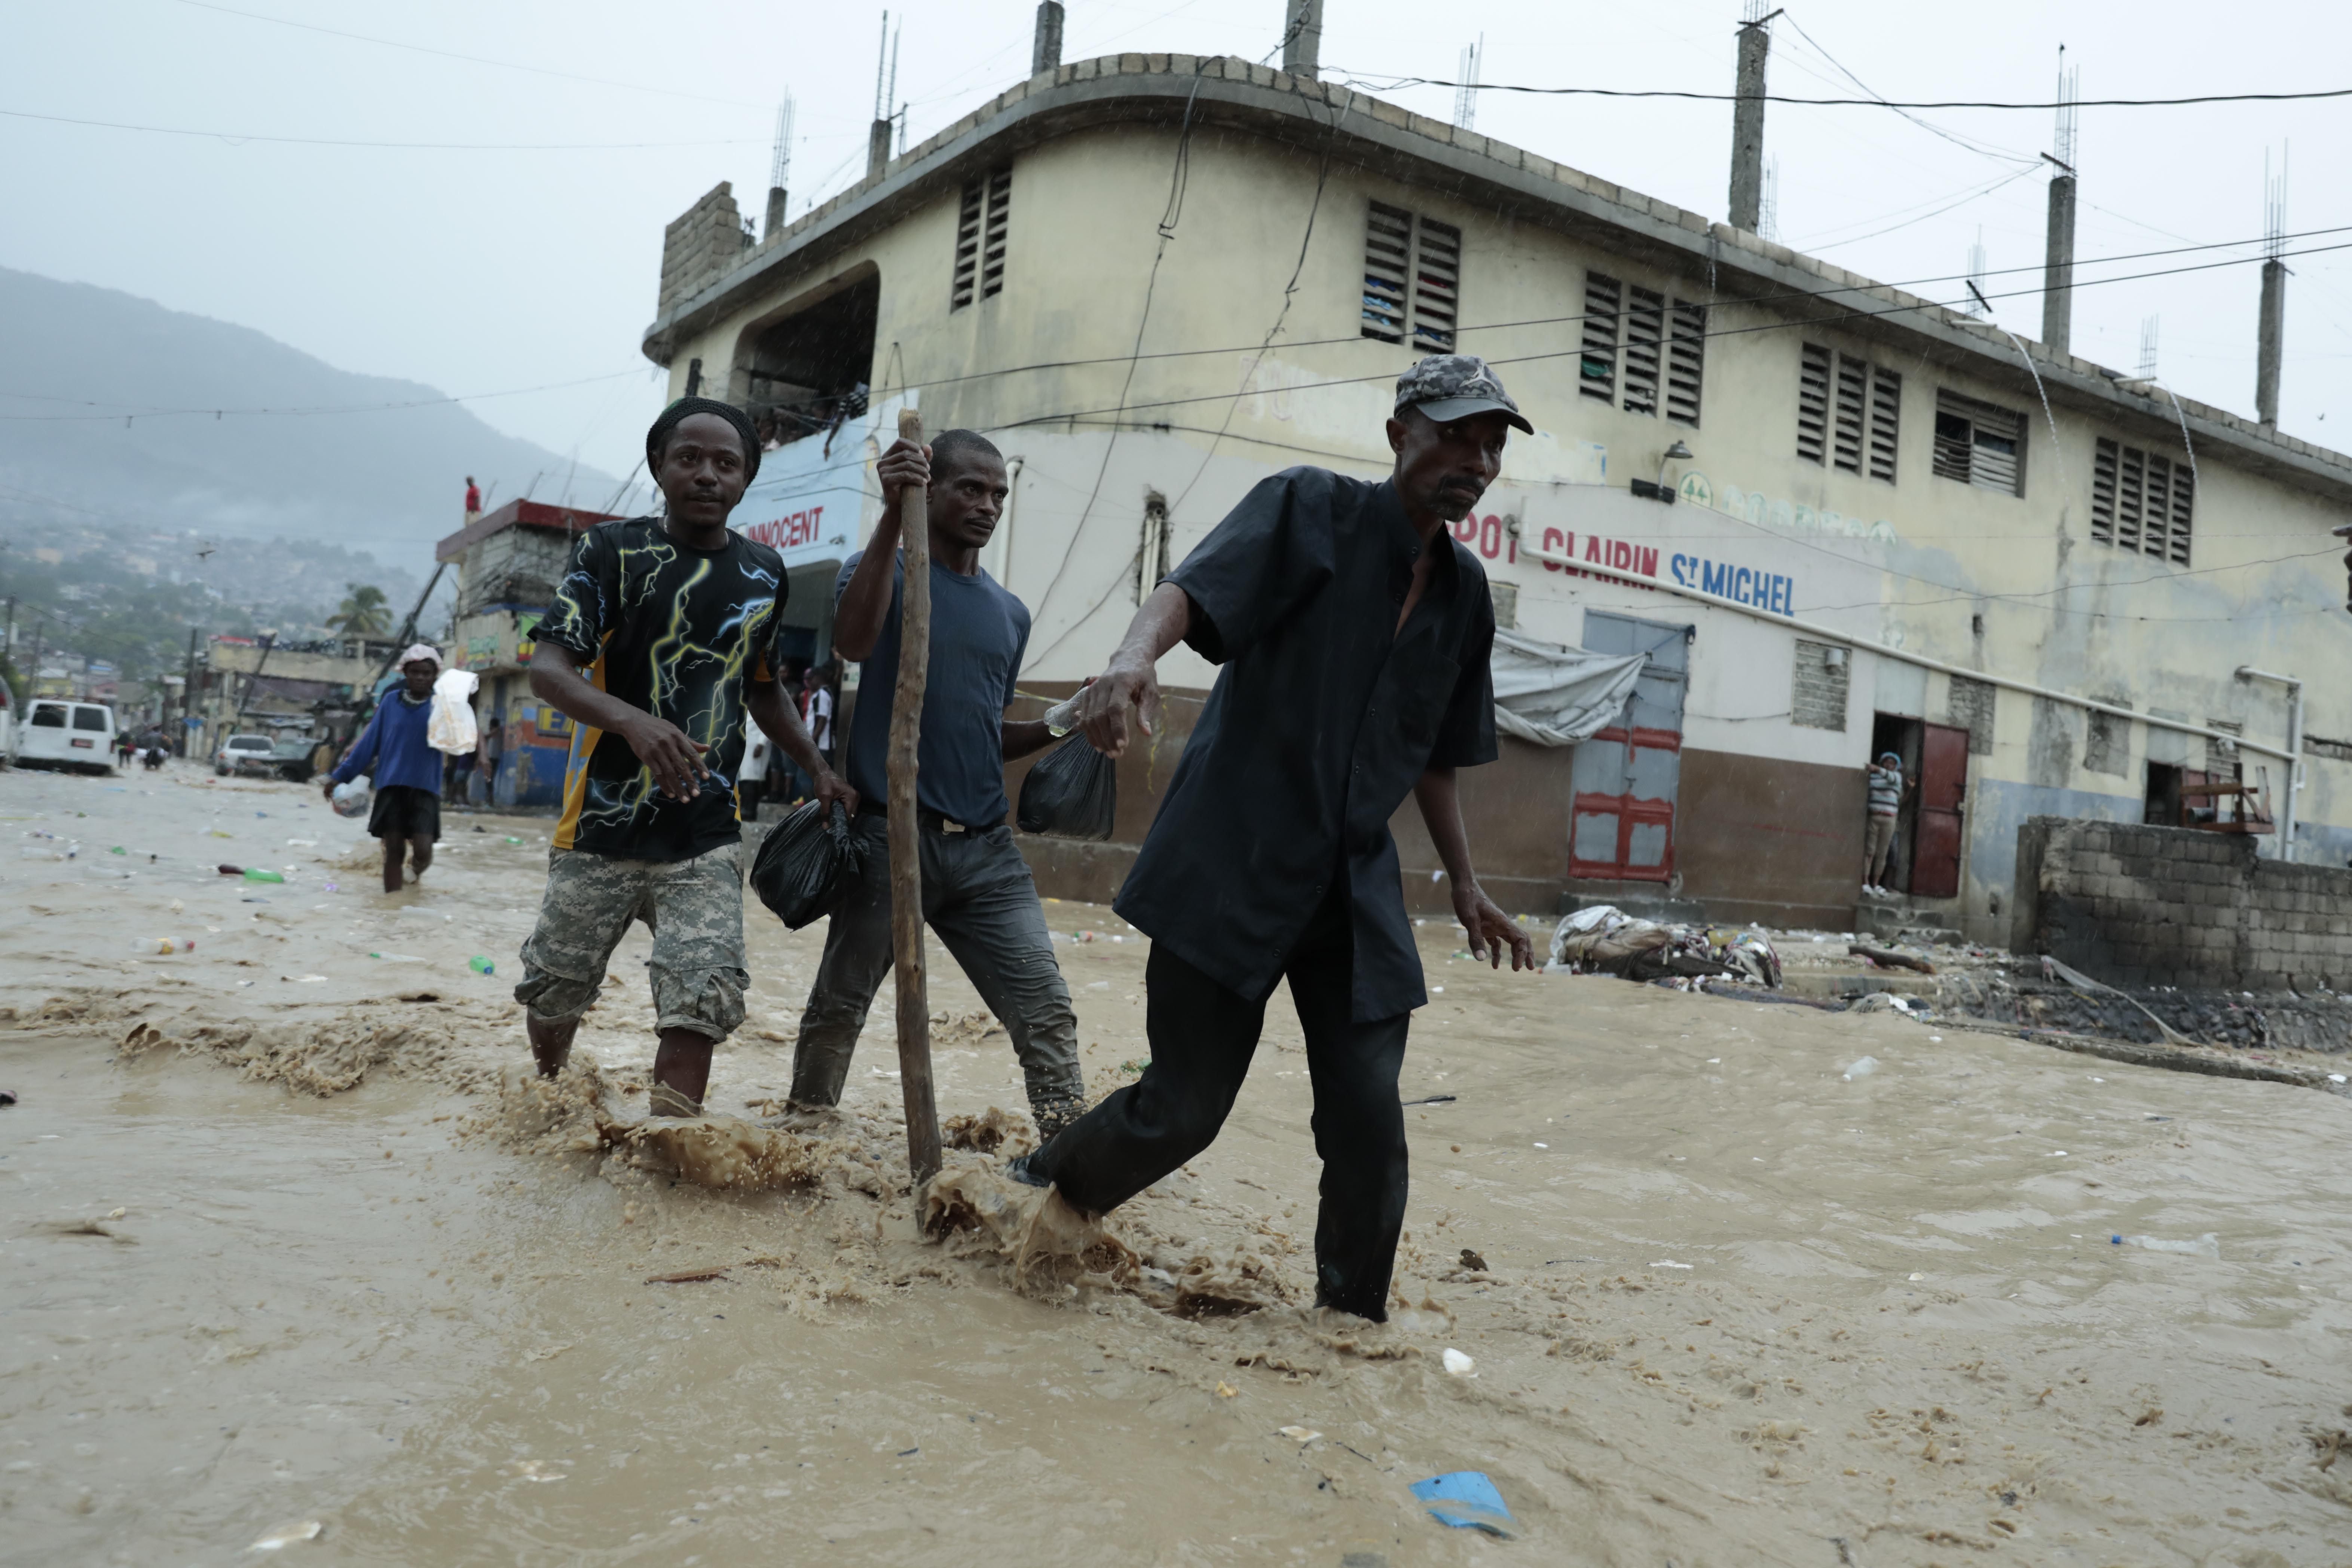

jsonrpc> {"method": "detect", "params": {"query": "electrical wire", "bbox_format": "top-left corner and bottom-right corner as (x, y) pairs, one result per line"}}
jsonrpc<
(0, 106), (762, 151)
(1322, 72), (2352, 111)
(164, 0), (775, 110)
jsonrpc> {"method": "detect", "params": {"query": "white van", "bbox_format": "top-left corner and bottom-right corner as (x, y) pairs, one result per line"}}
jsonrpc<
(16, 699), (116, 773)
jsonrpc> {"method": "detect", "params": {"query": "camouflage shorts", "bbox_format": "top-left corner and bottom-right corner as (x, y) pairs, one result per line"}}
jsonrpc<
(515, 843), (747, 1041)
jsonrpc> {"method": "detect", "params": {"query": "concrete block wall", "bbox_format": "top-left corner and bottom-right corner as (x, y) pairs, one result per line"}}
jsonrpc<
(2013, 815), (2352, 991)
(659, 183), (747, 315)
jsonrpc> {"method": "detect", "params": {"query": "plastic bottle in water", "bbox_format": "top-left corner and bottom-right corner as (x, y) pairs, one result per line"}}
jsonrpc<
(134, 938), (195, 955)
(469, 956), (496, 976)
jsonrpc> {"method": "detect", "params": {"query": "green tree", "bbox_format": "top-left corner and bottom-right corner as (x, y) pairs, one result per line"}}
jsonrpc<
(326, 583), (393, 636)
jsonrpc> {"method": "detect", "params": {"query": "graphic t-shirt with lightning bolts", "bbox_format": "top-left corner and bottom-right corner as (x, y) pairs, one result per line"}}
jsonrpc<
(537, 516), (790, 862)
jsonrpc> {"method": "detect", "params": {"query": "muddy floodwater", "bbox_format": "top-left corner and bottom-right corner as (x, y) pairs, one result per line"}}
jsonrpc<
(3, 764), (2349, 1565)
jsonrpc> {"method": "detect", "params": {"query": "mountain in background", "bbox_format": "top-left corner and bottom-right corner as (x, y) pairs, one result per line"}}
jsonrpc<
(0, 266), (623, 574)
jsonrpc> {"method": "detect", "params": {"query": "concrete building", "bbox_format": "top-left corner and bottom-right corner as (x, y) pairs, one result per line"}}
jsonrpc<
(196, 635), (400, 753)
(437, 499), (623, 807)
(639, 51), (2352, 942)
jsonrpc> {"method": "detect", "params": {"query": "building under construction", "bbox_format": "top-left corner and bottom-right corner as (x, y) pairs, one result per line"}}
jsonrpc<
(638, 21), (2352, 943)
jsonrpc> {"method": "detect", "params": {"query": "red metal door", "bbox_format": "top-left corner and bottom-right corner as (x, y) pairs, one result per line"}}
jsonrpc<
(1909, 722), (1969, 899)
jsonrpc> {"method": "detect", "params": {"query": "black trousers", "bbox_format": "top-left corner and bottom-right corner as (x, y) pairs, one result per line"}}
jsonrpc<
(1029, 891), (1410, 1320)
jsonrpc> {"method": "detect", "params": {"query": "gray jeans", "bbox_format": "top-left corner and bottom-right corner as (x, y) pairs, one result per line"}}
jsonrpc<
(789, 815), (1085, 1134)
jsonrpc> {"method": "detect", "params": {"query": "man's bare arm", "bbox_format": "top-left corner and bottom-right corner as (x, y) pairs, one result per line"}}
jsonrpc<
(832, 439), (931, 661)
(745, 681), (856, 812)
(1002, 716), (1055, 761)
(529, 643), (710, 801)
(1072, 581), (1190, 758)
(1414, 765), (1535, 972)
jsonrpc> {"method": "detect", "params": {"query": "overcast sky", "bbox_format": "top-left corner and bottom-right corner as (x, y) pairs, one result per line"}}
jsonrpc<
(5, 0), (2347, 487)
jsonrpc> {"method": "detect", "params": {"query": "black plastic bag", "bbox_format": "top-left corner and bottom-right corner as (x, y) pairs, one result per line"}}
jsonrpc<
(749, 800), (867, 929)
(1017, 735), (1118, 840)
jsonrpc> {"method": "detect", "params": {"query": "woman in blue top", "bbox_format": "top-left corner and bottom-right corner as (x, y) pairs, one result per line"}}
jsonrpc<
(325, 645), (447, 894)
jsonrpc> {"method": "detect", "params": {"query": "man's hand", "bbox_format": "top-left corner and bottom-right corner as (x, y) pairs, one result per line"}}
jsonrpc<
(321, 776), (337, 802)
(1077, 655), (1160, 759)
(877, 438), (930, 516)
(618, 713), (710, 801)
(1453, 881), (1536, 972)
(811, 768), (859, 816)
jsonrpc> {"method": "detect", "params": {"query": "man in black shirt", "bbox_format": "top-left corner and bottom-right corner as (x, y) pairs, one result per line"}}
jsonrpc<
(519, 398), (851, 1116)
(1018, 355), (1538, 1320)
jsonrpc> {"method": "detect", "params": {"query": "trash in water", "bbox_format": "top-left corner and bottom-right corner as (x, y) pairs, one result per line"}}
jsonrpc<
(1842, 1056), (1879, 1080)
(0, 1091), (16, 1107)
(2113, 1233), (2221, 1258)
(1441, 1348), (1475, 1376)
(133, 938), (194, 955)
(1278, 1425), (1321, 1442)
(249, 1518), (322, 1550)
(505, 835), (522, 844)
(368, 952), (423, 963)
(108, 845), (125, 855)
(469, 956), (496, 975)
(1410, 1471), (1515, 1537)
(1214, 1381), (1238, 1398)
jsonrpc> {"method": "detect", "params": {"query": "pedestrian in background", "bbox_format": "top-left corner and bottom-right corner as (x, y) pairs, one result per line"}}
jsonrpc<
(324, 645), (447, 895)
(1863, 750), (1908, 898)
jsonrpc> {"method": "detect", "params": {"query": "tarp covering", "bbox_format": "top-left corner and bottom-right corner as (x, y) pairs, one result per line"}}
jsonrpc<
(1489, 628), (1649, 748)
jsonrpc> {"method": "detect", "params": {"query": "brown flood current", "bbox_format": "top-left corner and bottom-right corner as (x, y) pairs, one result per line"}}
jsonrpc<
(3, 766), (2349, 1566)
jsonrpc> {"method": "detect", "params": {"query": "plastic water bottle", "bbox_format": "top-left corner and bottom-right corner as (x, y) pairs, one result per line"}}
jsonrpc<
(1042, 693), (1083, 737)
(243, 868), (286, 884)
(1841, 1056), (1880, 1081)
(469, 956), (495, 976)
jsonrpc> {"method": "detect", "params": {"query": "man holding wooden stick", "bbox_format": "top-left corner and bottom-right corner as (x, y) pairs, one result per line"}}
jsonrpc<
(786, 425), (1086, 1146)
(1013, 355), (1538, 1322)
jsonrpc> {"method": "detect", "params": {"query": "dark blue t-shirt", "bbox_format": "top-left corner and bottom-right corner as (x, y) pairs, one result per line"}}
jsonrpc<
(836, 551), (1029, 827)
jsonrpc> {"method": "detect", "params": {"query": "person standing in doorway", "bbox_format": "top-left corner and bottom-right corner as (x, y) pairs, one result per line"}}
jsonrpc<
(324, 646), (448, 894)
(785, 429), (1088, 1137)
(516, 398), (849, 1118)
(1863, 750), (1908, 898)
(1012, 355), (1538, 1322)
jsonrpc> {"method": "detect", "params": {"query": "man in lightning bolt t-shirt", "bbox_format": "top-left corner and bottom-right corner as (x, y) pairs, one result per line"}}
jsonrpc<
(517, 398), (853, 1116)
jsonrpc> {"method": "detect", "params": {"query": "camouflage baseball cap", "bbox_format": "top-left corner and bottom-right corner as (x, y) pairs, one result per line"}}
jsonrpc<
(1393, 354), (1533, 434)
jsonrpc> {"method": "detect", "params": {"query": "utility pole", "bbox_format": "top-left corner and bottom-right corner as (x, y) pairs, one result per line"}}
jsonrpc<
(1727, 4), (1776, 232)
(179, 625), (200, 755)
(2256, 147), (2288, 429)
(766, 92), (794, 240)
(1032, 1), (1064, 76)
(2041, 54), (2079, 357)
(868, 13), (898, 178)
(1281, 0), (1323, 80)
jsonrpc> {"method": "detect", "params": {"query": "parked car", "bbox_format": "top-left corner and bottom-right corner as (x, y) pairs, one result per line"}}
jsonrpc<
(268, 736), (322, 783)
(214, 733), (278, 776)
(16, 699), (117, 774)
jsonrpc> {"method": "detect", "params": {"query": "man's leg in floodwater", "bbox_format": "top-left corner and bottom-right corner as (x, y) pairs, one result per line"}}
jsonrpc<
(787, 815), (894, 1110)
(640, 844), (749, 1116)
(1024, 938), (1267, 1209)
(408, 837), (434, 881)
(516, 850), (651, 1080)
(1282, 902), (1411, 1321)
(378, 834), (407, 895)
(926, 825), (1086, 1137)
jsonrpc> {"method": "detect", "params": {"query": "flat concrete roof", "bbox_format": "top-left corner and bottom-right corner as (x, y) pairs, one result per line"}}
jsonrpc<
(642, 52), (2352, 504)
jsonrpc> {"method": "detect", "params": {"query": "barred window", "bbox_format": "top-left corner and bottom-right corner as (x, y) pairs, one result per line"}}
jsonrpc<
(1359, 202), (1461, 352)
(1797, 344), (1900, 482)
(950, 166), (1011, 310)
(1932, 389), (2025, 496)
(1582, 270), (1706, 425)
(2090, 437), (2193, 565)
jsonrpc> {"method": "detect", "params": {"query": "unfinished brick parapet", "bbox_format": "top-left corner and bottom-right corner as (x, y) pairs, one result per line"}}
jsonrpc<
(2013, 816), (2352, 991)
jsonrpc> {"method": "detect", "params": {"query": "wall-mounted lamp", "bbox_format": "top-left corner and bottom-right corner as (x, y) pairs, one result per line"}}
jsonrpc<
(1824, 646), (1848, 670)
(1630, 440), (1694, 503)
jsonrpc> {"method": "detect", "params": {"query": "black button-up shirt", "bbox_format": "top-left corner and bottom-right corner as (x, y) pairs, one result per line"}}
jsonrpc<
(1114, 468), (1497, 1021)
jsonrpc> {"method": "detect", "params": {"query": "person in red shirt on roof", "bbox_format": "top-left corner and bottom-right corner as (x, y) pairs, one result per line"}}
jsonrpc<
(464, 476), (482, 520)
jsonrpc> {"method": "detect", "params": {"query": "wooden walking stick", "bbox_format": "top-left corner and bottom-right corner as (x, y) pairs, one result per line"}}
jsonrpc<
(887, 408), (944, 1183)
